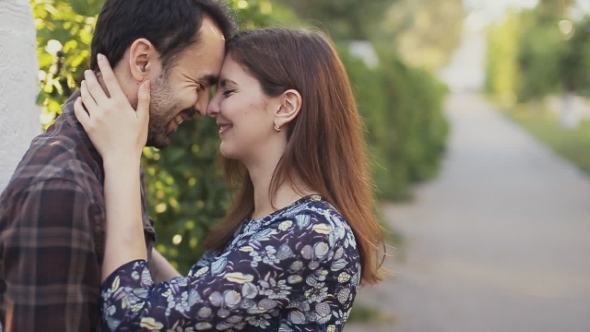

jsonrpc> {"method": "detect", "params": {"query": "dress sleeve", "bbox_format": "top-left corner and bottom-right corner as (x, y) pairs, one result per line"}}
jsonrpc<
(100, 214), (341, 331)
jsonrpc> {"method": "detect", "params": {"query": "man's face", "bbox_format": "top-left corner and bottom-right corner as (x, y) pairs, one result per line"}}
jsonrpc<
(146, 16), (225, 148)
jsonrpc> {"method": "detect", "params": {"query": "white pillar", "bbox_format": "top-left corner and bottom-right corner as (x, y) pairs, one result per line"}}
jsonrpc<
(0, 0), (41, 191)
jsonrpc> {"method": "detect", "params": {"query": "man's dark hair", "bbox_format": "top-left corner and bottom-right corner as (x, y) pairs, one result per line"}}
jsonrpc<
(90, 0), (236, 71)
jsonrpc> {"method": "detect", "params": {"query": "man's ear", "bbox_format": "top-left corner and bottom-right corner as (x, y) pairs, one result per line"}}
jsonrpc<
(127, 38), (162, 82)
(274, 89), (302, 128)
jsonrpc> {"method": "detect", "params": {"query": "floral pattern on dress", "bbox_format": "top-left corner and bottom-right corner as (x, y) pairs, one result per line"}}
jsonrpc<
(100, 195), (361, 331)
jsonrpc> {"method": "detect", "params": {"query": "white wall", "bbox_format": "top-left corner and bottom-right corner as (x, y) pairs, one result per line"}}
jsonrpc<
(0, 0), (41, 191)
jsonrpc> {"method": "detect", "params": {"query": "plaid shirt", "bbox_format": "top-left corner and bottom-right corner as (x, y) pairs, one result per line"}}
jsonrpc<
(0, 92), (156, 331)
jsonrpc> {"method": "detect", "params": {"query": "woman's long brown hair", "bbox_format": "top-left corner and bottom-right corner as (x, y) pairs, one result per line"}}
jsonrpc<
(203, 28), (384, 285)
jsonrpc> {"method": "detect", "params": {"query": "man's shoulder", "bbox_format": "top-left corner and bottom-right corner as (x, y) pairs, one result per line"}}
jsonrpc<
(2, 117), (103, 202)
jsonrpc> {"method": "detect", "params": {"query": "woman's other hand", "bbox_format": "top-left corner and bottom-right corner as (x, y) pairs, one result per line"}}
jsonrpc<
(74, 53), (150, 164)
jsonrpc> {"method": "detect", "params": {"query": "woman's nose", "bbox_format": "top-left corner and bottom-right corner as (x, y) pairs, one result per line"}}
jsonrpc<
(206, 91), (221, 117)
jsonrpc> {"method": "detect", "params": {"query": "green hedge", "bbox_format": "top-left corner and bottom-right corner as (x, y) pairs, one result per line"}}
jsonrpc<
(341, 47), (449, 200)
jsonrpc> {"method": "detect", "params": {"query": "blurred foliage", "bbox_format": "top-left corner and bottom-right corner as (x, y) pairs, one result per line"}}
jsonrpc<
(560, 16), (590, 96)
(347, 303), (397, 324)
(516, 13), (566, 102)
(32, 0), (449, 273)
(32, 0), (97, 128)
(485, 10), (521, 103)
(535, 0), (575, 24)
(275, 0), (464, 70)
(272, 0), (392, 40)
(379, 0), (464, 70)
(340, 46), (449, 200)
(375, 52), (449, 199)
(485, 0), (590, 103)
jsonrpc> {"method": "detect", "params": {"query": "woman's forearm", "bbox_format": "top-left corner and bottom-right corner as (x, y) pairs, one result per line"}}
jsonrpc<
(101, 157), (147, 281)
(150, 248), (182, 283)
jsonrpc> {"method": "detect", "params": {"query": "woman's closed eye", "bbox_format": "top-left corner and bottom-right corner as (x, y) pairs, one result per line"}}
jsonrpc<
(222, 89), (235, 97)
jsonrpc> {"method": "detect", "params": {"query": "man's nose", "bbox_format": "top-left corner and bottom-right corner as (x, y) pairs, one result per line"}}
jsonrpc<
(194, 91), (210, 116)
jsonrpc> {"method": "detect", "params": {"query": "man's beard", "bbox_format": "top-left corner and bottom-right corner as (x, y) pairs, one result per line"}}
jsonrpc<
(145, 76), (176, 149)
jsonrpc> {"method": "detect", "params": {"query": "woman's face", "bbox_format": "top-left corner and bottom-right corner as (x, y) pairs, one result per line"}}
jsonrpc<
(207, 55), (279, 163)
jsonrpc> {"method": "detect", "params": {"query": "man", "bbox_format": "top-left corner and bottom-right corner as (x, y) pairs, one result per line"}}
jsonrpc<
(0, 0), (235, 330)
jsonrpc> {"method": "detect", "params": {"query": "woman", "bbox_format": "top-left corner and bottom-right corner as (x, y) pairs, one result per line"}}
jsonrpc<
(75, 28), (384, 331)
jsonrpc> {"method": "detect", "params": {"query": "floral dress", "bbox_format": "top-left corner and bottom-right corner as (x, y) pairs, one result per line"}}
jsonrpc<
(100, 195), (361, 331)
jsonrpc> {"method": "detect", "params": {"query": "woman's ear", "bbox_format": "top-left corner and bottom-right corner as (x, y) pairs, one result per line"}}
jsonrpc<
(127, 38), (162, 82)
(274, 89), (302, 129)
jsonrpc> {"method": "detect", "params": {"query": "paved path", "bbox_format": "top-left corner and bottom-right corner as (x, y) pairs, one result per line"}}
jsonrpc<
(346, 93), (590, 332)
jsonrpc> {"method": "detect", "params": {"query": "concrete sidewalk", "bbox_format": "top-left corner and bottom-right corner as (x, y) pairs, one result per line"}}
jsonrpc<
(346, 93), (590, 332)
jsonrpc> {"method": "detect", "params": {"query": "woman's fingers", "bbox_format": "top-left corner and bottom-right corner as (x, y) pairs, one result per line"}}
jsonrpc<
(96, 53), (126, 100)
(80, 80), (98, 113)
(74, 96), (90, 128)
(73, 54), (150, 160)
(83, 69), (111, 107)
(136, 80), (151, 122)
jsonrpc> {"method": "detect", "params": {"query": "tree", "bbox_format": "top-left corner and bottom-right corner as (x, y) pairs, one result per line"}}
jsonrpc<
(484, 0), (590, 129)
(558, 16), (590, 127)
(31, 0), (97, 128)
(273, 0), (395, 40)
(485, 10), (522, 103)
(516, 10), (566, 103)
(536, 0), (574, 23)
(379, 0), (464, 70)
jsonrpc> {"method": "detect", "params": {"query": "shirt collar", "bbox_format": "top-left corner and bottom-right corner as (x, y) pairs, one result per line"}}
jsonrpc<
(61, 90), (104, 181)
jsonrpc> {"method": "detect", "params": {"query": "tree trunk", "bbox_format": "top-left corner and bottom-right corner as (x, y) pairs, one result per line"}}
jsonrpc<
(0, 0), (40, 191)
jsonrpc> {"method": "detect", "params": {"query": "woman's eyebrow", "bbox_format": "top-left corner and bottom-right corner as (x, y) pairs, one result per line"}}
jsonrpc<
(219, 78), (238, 87)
